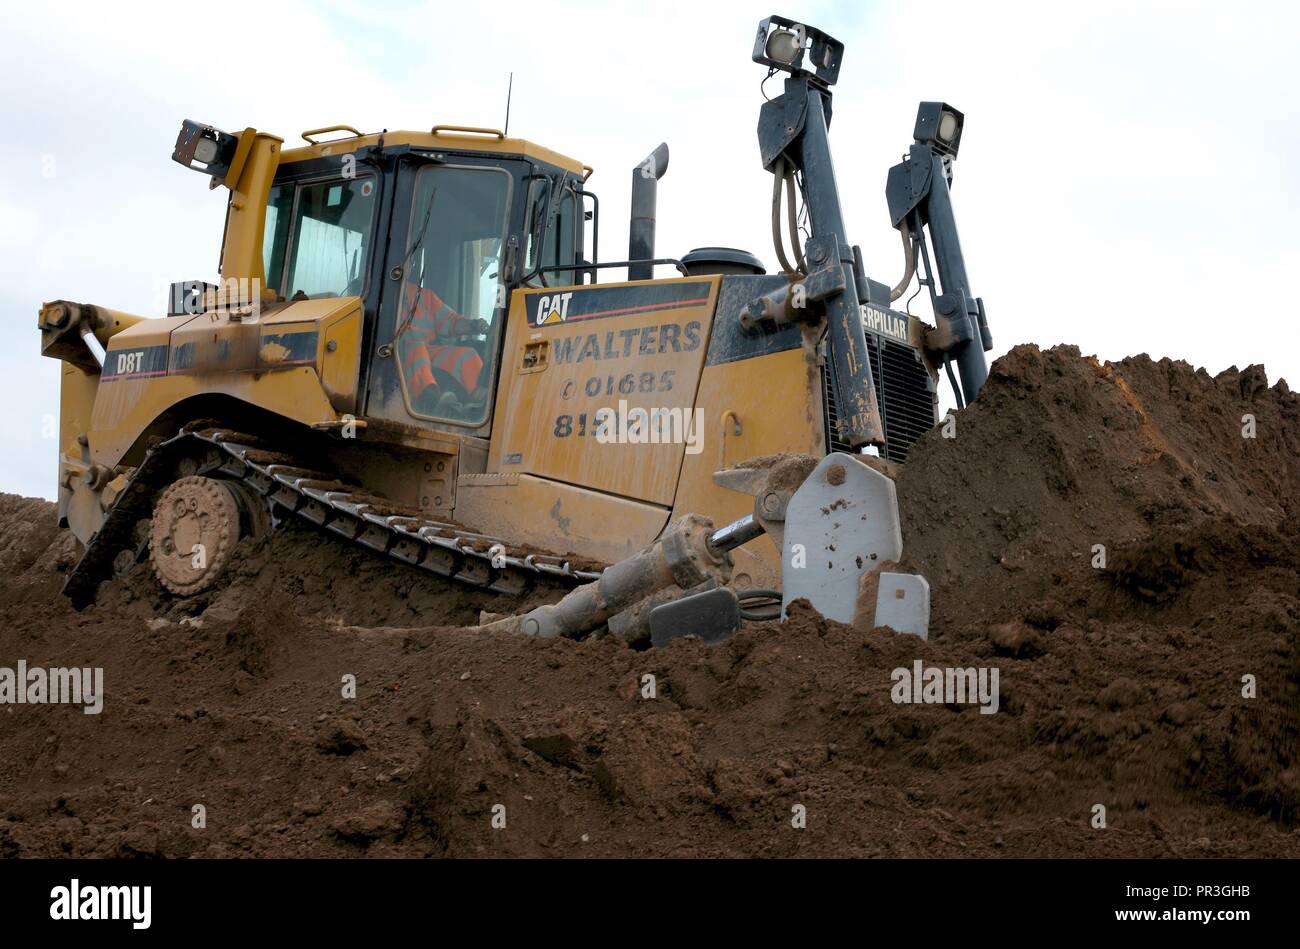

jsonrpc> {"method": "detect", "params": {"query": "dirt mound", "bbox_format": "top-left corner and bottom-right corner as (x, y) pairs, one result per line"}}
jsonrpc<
(897, 345), (1296, 621)
(0, 345), (1296, 857)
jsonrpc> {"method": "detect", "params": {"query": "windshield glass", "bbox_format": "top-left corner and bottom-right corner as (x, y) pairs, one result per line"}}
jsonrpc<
(394, 164), (510, 426)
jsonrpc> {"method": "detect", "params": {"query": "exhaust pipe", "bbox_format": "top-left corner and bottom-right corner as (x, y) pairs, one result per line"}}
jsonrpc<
(628, 143), (669, 280)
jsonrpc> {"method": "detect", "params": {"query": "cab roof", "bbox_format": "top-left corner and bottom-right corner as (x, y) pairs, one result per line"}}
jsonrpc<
(279, 126), (587, 177)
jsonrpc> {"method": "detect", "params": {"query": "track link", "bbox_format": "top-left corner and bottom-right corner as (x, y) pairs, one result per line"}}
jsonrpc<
(63, 424), (603, 608)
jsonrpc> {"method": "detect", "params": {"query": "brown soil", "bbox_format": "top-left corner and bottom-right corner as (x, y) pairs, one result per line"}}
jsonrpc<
(1, 344), (1296, 857)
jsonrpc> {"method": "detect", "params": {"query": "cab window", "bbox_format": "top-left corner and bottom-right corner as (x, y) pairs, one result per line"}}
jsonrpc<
(262, 183), (292, 292)
(284, 177), (375, 298)
(261, 177), (376, 301)
(394, 164), (510, 426)
(525, 177), (578, 284)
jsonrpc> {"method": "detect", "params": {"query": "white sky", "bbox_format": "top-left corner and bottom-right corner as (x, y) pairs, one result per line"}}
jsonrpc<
(1, 0), (1296, 499)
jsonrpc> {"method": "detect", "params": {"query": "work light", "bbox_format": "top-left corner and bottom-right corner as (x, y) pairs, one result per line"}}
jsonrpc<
(752, 15), (843, 86)
(765, 25), (804, 65)
(172, 119), (239, 179)
(913, 102), (964, 157)
(193, 137), (220, 165)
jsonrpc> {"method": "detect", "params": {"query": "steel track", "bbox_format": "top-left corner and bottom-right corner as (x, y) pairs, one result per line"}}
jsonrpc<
(63, 424), (602, 608)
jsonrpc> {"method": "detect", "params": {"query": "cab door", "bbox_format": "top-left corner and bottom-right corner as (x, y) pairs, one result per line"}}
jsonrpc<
(363, 157), (516, 437)
(486, 277), (720, 507)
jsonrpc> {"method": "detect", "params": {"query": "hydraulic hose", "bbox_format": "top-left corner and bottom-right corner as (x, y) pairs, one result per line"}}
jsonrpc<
(771, 156), (796, 275)
(889, 218), (916, 302)
(785, 169), (806, 274)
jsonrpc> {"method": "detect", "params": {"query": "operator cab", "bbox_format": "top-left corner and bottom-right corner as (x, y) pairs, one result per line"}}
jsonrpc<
(264, 127), (590, 434)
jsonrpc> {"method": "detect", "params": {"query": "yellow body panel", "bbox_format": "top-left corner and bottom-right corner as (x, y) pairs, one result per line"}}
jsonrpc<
(487, 276), (720, 507)
(90, 367), (336, 468)
(90, 297), (362, 467)
(280, 129), (584, 176)
(455, 473), (670, 564)
(217, 131), (282, 297)
(671, 337), (827, 588)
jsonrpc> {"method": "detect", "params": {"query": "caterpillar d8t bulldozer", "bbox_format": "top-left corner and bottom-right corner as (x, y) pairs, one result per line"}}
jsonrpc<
(37, 15), (993, 646)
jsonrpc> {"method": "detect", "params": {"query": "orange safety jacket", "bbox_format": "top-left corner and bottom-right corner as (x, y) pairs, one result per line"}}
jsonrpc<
(398, 284), (484, 401)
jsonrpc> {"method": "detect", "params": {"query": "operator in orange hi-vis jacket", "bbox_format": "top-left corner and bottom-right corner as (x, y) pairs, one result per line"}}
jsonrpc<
(398, 283), (491, 405)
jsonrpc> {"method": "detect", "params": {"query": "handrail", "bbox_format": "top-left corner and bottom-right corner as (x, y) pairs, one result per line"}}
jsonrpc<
(301, 125), (363, 145)
(431, 125), (506, 140)
(536, 258), (689, 279)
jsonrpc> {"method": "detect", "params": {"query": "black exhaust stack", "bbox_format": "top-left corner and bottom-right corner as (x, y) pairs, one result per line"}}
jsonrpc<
(628, 143), (669, 280)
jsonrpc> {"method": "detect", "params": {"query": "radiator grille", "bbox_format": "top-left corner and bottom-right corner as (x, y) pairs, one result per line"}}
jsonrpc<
(822, 334), (938, 464)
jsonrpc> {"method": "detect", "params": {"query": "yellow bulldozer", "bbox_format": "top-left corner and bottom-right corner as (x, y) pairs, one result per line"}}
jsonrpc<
(37, 16), (992, 646)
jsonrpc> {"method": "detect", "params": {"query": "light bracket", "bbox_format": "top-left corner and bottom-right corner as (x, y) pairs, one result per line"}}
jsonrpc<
(752, 15), (843, 87)
(172, 119), (239, 179)
(913, 102), (964, 158)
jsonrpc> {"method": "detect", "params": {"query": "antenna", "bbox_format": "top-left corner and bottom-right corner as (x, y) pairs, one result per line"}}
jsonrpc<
(503, 72), (513, 136)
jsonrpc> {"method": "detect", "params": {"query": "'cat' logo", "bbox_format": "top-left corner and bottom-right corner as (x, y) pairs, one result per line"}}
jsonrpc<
(535, 292), (573, 325)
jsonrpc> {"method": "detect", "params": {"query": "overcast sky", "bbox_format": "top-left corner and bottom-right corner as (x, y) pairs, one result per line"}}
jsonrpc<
(1, 0), (1296, 500)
